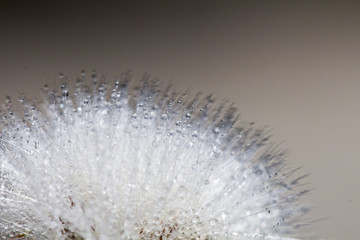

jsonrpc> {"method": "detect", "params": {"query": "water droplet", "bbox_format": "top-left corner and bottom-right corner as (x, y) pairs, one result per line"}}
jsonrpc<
(192, 215), (200, 224)
(265, 207), (271, 214)
(209, 218), (218, 226)
(161, 114), (167, 120)
(62, 89), (69, 97)
(221, 212), (228, 221)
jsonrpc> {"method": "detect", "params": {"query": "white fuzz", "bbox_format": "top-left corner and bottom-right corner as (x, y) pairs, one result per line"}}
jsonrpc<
(0, 72), (307, 239)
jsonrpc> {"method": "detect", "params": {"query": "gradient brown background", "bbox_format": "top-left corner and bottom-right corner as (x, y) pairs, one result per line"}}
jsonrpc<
(1, 1), (359, 239)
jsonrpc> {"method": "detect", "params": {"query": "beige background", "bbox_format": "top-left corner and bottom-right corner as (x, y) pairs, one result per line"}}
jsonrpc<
(1, 1), (359, 239)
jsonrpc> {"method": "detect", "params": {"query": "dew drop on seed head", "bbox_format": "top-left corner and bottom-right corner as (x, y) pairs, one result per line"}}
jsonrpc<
(160, 114), (167, 120)
(221, 212), (228, 221)
(209, 218), (218, 226)
(192, 215), (200, 224)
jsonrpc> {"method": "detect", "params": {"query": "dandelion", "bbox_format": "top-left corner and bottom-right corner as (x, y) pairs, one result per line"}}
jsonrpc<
(0, 72), (308, 239)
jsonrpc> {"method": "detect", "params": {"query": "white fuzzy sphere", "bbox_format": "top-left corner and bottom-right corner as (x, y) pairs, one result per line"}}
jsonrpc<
(0, 72), (307, 239)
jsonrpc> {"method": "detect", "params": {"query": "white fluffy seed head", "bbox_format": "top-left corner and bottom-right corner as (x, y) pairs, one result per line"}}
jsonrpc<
(0, 72), (308, 239)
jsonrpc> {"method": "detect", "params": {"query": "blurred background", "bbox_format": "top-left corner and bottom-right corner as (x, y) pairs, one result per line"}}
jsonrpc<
(1, 1), (359, 239)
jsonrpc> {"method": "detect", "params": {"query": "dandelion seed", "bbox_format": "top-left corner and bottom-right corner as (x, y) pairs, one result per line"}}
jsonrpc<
(0, 72), (308, 239)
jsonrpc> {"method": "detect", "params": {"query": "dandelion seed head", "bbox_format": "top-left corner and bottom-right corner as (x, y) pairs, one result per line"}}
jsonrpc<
(0, 72), (308, 239)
